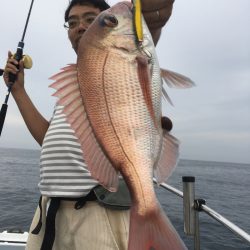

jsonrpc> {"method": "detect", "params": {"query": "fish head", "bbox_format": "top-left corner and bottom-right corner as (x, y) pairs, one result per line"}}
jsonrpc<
(78, 1), (138, 55)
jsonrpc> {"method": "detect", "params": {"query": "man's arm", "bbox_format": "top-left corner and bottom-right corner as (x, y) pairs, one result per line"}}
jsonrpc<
(141, 0), (174, 45)
(3, 51), (49, 146)
(11, 88), (50, 146)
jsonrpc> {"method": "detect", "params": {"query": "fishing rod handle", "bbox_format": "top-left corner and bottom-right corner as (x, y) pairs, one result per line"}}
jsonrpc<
(8, 41), (24, 84)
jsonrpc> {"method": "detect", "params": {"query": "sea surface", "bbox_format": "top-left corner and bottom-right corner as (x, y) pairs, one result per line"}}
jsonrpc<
(0, 147), (249, 250)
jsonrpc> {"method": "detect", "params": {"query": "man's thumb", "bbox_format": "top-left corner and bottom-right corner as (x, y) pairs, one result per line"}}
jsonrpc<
(8, 51), (13, 59)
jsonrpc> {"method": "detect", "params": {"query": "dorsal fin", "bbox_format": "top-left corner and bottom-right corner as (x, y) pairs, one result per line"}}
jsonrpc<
(50, 64), (119, 192)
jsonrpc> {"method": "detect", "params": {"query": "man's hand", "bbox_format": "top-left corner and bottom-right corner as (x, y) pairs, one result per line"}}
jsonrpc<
(2, 52), (49, 146)
(3, 51), (25, 94)
(161, 116), (173, 132)
(141, 0), (175, 45)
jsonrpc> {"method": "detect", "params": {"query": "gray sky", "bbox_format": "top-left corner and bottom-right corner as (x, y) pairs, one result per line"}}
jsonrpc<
(0, 0), (249, 164)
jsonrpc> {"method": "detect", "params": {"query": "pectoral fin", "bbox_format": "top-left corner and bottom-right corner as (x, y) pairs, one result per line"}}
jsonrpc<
(162, 87), (174, 106)
(136, 56), (157, 127)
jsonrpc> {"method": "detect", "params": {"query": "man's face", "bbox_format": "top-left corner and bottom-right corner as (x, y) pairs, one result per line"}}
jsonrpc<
(67, 4), (101, 52)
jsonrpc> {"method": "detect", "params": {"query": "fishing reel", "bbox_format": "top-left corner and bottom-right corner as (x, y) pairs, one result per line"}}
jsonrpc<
(0, 54), (33, 76)
(12, 53), (33, 69)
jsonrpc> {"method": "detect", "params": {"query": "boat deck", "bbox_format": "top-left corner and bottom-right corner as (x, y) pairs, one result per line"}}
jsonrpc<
(0, 231), (27, 250)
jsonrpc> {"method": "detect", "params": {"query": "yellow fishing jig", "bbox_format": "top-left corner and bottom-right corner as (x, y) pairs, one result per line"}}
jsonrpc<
(132, 0), (143, 44)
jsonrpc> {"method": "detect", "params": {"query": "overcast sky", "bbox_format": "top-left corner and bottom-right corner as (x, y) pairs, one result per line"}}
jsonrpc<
(0, 0), (249, 164)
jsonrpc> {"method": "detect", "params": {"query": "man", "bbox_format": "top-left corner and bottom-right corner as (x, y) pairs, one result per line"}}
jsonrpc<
(3, 0), (175, 249)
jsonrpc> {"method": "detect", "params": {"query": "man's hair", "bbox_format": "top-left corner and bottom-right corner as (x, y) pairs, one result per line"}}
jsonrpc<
(65, 0), (110, 22)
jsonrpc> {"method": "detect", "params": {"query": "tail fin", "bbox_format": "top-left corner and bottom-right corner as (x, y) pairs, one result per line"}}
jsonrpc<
(128, 204), (187, 250)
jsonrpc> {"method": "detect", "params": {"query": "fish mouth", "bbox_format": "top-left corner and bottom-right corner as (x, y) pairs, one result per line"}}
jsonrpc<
(119, 1), (133, 11)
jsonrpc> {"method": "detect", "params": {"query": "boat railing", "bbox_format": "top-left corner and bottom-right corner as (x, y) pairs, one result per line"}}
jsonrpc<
(153, 176), (250, 250)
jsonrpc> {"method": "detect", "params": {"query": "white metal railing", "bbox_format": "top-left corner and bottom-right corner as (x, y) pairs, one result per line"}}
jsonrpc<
(153, 177), (250, 250)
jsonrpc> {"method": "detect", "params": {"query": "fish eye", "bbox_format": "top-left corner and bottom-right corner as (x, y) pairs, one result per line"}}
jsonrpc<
(100, 14), (118, 28)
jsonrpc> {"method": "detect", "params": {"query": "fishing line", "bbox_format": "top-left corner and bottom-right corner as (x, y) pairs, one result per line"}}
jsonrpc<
(0, 0), (35, 136)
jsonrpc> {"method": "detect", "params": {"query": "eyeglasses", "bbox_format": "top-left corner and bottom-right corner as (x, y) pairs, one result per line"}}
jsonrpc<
(64, 14), (98, 30)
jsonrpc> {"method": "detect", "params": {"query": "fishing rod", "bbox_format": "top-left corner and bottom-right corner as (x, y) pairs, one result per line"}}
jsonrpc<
(0, 0), (35, 136)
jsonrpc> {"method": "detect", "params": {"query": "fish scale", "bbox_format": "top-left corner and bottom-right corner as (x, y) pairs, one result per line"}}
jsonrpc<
(81, 51), (155, 170)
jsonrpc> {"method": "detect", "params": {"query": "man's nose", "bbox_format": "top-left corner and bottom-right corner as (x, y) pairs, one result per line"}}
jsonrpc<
(77, 22), (88, 32)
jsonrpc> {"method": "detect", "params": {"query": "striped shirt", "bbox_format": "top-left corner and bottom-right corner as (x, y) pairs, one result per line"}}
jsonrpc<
(39, 105), (98, 197)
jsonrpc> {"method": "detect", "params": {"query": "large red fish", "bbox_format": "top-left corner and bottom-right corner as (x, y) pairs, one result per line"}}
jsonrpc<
(50, 1), (193, 249)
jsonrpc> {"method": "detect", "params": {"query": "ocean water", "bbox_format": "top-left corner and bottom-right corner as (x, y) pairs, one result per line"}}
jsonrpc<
(0, 147), (249, 250)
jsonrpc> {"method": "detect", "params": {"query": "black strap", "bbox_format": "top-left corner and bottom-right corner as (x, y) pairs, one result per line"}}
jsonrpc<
(31, 196), (43, 234)
(40, 198), (61, 250)
(74, 189), (97, 209)
(31, 191), (97, 250)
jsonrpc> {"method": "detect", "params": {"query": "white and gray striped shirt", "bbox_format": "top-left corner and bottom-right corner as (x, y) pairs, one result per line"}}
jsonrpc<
(39, 105), (98, 197)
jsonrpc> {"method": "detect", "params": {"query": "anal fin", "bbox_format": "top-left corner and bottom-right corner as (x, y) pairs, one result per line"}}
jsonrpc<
(154, 130), (180, 184)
